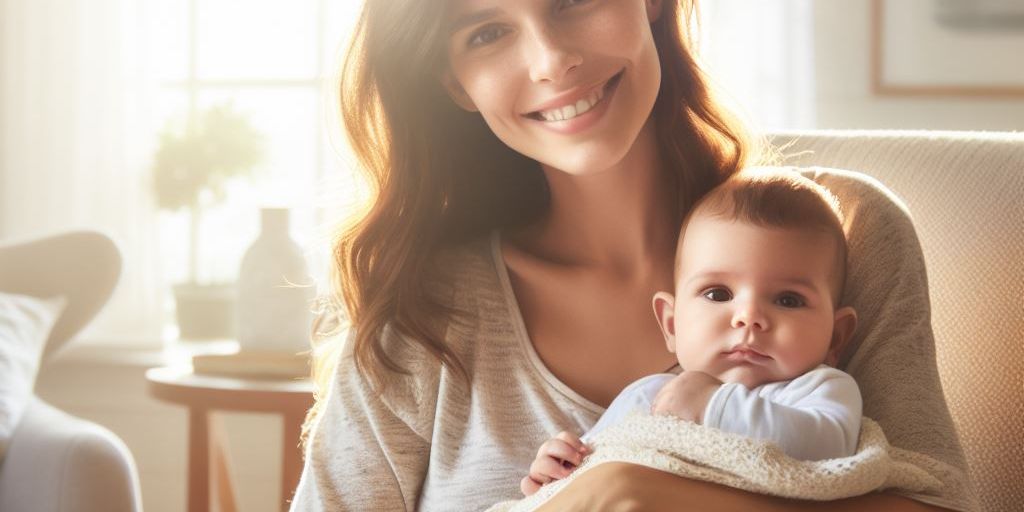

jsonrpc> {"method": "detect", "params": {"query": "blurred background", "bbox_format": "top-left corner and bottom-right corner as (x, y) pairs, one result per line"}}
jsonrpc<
(1, 0), (1022, 511)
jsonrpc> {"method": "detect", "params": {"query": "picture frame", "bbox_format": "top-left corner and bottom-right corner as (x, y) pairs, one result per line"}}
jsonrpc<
(870, 0), (1024, 97)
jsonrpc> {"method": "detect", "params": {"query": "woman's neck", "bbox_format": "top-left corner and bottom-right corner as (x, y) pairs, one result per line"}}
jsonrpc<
(527, 120), (678, 278)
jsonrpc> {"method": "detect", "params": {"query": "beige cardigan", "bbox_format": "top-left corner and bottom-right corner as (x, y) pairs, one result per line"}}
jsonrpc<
(290, 168), (975, 512)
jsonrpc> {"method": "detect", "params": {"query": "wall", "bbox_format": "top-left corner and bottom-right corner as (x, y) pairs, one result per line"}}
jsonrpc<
(813, 1), (1024, 131)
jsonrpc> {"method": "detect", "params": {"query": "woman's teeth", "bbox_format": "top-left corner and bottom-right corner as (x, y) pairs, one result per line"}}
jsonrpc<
(536, 84), (606, 122)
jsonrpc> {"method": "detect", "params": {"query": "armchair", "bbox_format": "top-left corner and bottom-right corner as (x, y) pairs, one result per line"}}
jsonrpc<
(772, 130), (1023, 512)
(0, 231), (142, 512)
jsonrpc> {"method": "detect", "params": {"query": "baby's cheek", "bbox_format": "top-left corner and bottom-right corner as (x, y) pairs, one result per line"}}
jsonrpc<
(676, 343), (715, 373)
(775, 332), (831, 375)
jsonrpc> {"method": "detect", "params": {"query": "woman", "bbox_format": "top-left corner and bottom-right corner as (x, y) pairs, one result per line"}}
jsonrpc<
(291, 0), (972, 510)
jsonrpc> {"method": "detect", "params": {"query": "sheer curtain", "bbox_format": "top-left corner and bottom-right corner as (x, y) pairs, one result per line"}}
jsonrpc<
(698, 0), (817, 131)
(0, 0), (164, 345)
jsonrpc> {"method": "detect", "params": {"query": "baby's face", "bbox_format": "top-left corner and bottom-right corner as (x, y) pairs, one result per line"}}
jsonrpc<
(662, 216), (848, 389)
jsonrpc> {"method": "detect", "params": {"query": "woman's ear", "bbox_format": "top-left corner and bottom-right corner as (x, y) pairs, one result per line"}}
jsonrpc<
(441, 70), (478, 112)
(645, 0), (664, 23)
(826, 306), (858, 367)
(652, 291), (677, 353)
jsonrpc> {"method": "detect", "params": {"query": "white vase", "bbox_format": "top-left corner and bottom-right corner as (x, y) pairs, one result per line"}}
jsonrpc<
(236, 208), (314, 353)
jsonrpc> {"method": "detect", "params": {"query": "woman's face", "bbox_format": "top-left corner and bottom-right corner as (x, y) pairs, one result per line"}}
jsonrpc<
(443, 0), (664, 175)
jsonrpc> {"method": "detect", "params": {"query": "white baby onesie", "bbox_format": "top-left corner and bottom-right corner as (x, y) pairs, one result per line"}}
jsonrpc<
(581, 365), (862, 461)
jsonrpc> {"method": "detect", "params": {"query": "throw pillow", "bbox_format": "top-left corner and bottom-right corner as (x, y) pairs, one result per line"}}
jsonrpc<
(0, 291), (66, 459)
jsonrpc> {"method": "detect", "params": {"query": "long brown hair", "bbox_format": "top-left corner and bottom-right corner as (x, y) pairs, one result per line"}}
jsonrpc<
(304, 0), (759, 441)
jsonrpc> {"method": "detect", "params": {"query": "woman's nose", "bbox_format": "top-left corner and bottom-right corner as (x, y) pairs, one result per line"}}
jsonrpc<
(731, 301), (770, 331)
(524, 25), (582, 83)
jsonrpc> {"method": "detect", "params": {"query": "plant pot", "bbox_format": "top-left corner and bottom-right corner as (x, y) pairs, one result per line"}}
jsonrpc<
(173, 282), (236, 340)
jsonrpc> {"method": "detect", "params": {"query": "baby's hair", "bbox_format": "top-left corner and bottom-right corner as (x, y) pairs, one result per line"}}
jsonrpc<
(676, 169), (849, 304)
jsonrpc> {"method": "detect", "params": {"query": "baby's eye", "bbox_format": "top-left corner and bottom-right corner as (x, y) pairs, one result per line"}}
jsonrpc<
(775, 294), (806, 308)
(702, 288), (733, 302)
(467, 25), (508, 48)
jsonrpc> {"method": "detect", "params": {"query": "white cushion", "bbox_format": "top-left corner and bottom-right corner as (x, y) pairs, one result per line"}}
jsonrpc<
(0, 291), (65, 459)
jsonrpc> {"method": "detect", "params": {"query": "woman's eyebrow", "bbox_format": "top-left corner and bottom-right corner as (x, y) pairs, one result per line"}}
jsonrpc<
(448, 7), (502, 35)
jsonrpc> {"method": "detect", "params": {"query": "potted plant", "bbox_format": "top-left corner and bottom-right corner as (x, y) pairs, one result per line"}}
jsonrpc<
(152, 103), (266, 340)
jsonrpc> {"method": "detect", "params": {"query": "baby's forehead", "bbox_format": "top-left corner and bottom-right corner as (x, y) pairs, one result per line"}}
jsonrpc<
(675, 216), (845, 281)
(678, 213), (837, 249)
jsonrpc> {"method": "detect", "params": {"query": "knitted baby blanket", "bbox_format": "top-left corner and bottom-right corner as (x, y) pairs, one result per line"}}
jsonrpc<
(486, 412), (942, 512)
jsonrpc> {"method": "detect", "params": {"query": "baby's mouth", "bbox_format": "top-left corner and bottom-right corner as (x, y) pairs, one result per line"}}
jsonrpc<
(723, 347), (773, 363)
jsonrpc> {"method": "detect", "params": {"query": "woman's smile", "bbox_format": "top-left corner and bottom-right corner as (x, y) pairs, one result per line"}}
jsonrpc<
(523, 69), (624, 135)
(443, 0), (662, 175)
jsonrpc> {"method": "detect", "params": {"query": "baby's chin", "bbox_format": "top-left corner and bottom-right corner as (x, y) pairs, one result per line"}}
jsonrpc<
(714, 366), (778, 390)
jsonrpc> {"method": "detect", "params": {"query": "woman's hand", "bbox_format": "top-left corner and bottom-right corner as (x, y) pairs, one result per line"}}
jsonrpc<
(520, 431), (591, 496)
(651, 371), (723, 424)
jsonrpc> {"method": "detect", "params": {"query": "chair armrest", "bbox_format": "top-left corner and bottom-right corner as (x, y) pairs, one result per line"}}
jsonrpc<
(0, 397), (141, 512)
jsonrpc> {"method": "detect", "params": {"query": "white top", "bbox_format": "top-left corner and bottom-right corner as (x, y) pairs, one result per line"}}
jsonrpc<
(290, 169), (974, 512)
(582, 365), (862, 461)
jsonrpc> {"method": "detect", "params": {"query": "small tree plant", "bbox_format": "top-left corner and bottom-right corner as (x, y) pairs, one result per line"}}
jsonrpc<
(152, 104), (266, 284)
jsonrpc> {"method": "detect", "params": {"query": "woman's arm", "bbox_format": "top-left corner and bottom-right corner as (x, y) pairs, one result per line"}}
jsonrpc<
(290, 328), (437, 511)
(536, 463), (955, 512)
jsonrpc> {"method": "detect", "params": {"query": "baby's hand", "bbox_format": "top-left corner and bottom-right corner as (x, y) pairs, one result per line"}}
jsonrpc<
(520, 430), (591, 496)
(651, 370), (722, 424)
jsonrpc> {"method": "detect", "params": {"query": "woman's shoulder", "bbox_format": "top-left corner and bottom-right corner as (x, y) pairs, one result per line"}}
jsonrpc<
(393, 230), (525, 365)
(431, 232), (498, 284)
(427, 231), (511, 317)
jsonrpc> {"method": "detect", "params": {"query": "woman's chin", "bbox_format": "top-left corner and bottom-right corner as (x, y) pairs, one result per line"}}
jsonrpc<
(533, 147), (632, 177)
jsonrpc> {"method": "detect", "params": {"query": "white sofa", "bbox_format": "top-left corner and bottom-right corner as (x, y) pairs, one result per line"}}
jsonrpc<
(770, 130), (1023, 512)
(0, 231), (142, 512)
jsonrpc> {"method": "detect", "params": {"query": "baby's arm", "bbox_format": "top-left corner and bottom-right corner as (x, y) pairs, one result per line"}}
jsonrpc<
(703, 367), (862, 460)
(650, 370), (723, 423)
(520, 431), (590, 496)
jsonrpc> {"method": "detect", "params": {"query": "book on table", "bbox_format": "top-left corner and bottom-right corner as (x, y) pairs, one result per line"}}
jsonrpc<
(192, 351), (310, 380)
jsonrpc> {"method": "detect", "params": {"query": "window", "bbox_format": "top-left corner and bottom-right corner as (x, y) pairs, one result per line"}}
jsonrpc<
(0, 0), (361, 345)
(0, 0), (813, 345)
(154, 0), (360, 273)
(152, 0), (364, 342)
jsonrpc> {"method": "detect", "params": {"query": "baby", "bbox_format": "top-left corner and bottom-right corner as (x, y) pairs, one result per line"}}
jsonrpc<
(522, 170), (862, 496)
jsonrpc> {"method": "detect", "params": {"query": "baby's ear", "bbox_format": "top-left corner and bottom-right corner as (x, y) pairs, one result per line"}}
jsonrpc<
(827, 306), (858, 367)
(652, 292), (677, 353)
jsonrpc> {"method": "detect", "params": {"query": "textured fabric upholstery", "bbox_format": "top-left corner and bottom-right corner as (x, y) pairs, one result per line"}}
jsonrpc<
(0, 231), (141, 512)
(0, 398), (141, 512)
(770, 130), (1023, 512)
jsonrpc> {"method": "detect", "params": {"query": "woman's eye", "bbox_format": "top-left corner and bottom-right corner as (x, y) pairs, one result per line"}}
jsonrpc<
(558, 0), (591, 8)
(702, 288), (732, 302)
(467, 25), (507, 48)
(776, 294), (806, 308)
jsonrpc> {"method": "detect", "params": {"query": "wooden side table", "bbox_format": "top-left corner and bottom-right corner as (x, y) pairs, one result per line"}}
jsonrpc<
(146, 367), (314, 512)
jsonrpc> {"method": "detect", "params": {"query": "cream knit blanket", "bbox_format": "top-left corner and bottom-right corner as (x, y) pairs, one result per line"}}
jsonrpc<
(486, 412), (942, 512)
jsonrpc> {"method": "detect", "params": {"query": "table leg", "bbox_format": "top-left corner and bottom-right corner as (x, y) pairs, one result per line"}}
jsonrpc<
(188, 408), (210, 512)
(212, 415), (238, 512)
(281, 412), (304, 512)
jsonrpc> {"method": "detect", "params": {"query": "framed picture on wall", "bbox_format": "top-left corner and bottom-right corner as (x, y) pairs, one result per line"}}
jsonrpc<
(871, 0), (1024, 97)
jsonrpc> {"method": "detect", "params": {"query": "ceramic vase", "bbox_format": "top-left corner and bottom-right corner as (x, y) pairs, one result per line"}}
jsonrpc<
(236, 208), (314, 353)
